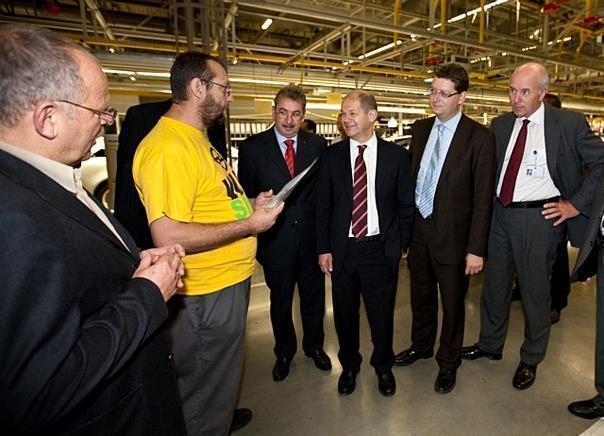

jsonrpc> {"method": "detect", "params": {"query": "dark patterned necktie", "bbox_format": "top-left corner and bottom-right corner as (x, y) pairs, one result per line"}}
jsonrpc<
(351, 145), (368, 238)
(500, 119), (530, 206)
(284, 139), (295, 177)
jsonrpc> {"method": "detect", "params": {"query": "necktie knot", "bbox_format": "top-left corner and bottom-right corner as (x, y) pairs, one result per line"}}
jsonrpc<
(357, 144), (367, 156)
(284, 139), (295, 148)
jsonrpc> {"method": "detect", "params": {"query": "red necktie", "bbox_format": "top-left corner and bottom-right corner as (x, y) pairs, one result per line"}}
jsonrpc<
(351, 145), (368, 239)
(499, 119), (530, 207)
(284, 139), (295, 177)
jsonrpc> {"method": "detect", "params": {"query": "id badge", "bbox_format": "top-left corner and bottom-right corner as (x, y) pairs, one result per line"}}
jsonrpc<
(526, 165), (545, 177)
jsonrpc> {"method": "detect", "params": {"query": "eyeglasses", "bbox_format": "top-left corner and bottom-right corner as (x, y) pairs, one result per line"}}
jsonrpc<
(426, 88), (461, 99)
(58, 100), (117, 125)
(276, 109), (304, 120)
(200, 79), (232, 96)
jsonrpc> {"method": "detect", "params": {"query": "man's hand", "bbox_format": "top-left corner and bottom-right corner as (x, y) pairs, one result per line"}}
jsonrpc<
(141, 244), (186, 261)
(133, 252), (184, 301)
(542, 200), (579, 226)
(252, 190), (274, 209)
(318, 253), (333, 277)
(246, 202), (284, 234)
(465, 253), (484, 275)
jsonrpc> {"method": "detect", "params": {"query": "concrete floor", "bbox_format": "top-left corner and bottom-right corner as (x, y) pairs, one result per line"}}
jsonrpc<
(238, 247), (602, 436)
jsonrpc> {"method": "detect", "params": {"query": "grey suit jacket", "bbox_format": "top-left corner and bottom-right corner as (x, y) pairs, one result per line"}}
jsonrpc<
(491, 106), (604, 246)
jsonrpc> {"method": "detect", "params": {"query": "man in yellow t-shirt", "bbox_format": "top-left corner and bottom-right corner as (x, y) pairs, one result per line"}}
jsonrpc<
(133, 52), (283, 436)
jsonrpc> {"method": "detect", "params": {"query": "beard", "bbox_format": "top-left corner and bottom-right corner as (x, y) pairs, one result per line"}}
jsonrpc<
(199, 94), (225, 128)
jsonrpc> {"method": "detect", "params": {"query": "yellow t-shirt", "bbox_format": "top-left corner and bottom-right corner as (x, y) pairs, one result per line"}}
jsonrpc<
(133, 116), (256, 295)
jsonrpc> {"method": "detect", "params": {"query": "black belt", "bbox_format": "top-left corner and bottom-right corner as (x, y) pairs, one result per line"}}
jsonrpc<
(349, 234), (381, 243)
(504, 196), (560, 209)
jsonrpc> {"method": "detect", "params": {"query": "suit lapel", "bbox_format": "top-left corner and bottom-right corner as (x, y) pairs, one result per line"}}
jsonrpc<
(265, 130), (292, 180)
(294, 132), (315, 175)
(411, 118), (434, 178)
(495, 114), (516, 181)
(544, 106), (560, 177)
(337, 141), (353, 199)
(376, 139), (388, 197)
(438, 114), (470, 182)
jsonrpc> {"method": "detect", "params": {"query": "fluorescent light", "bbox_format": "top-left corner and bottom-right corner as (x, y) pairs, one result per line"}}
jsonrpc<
(261, 18), (273, 30)
(387, 116), (398, 128)
(358, 40), (402, 60)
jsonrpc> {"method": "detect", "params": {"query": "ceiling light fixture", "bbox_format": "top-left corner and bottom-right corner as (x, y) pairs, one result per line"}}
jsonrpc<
(261, 18), (273, 30)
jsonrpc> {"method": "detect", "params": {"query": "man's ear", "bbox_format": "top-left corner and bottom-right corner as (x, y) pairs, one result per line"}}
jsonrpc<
(32, 101), (59, 140)
(190, 77), (206, 101)
(368, 109), (378, 123)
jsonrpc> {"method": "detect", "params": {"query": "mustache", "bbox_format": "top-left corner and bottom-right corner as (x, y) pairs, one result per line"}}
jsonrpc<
(281, 123), (297, 129)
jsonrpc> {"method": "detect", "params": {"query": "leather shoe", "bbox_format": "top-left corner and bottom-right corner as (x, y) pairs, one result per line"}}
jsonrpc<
(307, 349), (332, 371)
(568, 396), (604, 419)
(434, 368), (456, 394)
(338, 370), (357, 395)
(550, 309), (561, 325)
(512, 362), (537, 390)
(377, 370), (396, 397)
(460, 343), (502, 361)
(229, 408), (252, 433)
(394, 348), (433, 366)
(272, 356), (291, 381)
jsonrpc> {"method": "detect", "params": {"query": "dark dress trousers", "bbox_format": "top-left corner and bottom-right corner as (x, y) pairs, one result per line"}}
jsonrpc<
(0, 150), (185, 435)
(316, 138), (414, 373)
(479, 106), (604, 365)
(571, 171), (604, 401)
(408, 114), (496, 369)
(238, 128), (327, 359)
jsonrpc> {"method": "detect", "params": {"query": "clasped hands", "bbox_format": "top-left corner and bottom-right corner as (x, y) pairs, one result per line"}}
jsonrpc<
(133, 244), (186, 301)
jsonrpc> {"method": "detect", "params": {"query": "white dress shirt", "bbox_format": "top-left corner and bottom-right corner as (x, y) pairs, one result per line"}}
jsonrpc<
(349, 133), (380, 237)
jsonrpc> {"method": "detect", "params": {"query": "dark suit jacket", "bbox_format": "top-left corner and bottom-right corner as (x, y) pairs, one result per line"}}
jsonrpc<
(411, 114), (496, 263)
(238, 128), (327, 269)
(114, 100), (171, 249)
(0, 150), (185, 435)
(572, 172), (604, 280)
(491, 106), (604, 247)
(316, 137), (415, 277)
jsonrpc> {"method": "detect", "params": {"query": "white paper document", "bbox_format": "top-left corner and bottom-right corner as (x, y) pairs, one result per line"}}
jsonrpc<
(267, 157), (318, 208)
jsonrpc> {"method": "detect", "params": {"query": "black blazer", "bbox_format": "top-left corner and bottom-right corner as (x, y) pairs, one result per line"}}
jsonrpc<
(0, 150), (185, 435)
(491, 106), (604, 246)
(316, 137), (414, 277)
(238, 128), (327, 269)
(411, 114), (496, 263)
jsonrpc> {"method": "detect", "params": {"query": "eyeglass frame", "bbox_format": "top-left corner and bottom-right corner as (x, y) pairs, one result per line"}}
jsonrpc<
(58, 100), (117, 125)
(426, 88), (461, 99)
(200, 79), (232, 96)
(275, 108), (304, 120)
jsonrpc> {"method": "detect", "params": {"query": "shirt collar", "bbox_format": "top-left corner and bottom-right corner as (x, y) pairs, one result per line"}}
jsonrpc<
(435, 110), (462, 133)
(350, 132), (377, 150)
(518, 102), (544, 126)
(273, 127), (297, 146)
(0, 139), (80, 194)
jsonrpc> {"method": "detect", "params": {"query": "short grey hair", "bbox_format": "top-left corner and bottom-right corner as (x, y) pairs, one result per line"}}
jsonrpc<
(513, 62), (550, 91)
(0, 24), (85, 127)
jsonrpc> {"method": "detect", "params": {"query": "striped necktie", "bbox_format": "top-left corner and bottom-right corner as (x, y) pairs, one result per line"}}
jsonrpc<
(417, 124), (445, 218)
(284, 139), (295, 177)
(351, 144), (368, 238)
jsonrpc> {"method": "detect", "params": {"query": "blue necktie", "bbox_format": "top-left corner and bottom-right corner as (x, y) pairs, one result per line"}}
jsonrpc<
(418, 124), (445, 218)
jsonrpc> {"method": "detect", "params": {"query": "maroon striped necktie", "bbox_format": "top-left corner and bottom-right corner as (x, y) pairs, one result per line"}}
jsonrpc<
(284, 139), (295, 177)
(351, 144), (368, 239)
(499, 119), (530, 206)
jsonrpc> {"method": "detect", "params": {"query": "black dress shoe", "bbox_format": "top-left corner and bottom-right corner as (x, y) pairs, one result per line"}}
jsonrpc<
(394, 348), (433, 366)
(460, 343), (502, 360)
(338, 370), (357, 395)
(377, 370), (396, 397)
(568, 396), (604, 419)
(272, 357), (291, 381)
(230, 408), (252, 433)
(550, 309), (561, 325)
(512, 362), (537, 390)
(307, 349), (332, 371)
(434, 368), (456, 394)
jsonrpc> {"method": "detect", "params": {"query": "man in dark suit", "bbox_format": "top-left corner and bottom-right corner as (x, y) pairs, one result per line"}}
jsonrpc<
(461, 62), (604, 390)
(317, 90), (414, 396)
(568, 173), (604, 420)
(394, 64), (496, 394)
(0, 24), (186, 435)
(238, 85), (331, 381)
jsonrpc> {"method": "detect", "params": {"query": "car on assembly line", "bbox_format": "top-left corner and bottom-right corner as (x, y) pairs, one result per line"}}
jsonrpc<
(81, 137), (110, 209)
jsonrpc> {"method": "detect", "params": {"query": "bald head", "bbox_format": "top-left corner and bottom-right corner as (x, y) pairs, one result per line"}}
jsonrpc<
(508, 62), (548, 118)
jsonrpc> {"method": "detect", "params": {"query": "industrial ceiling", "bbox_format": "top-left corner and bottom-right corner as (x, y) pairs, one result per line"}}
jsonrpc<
(2, 0), (604, 120)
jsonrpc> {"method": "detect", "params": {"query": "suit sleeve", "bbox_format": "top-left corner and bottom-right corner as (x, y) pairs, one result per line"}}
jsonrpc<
(0, 213), (168, 434)
(237, 139), (259, 199)
(397, 148), (415, 250)
(568, 113), (604, 213)
(316, 150), (332, 254)
(466, 129), (497, 257)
